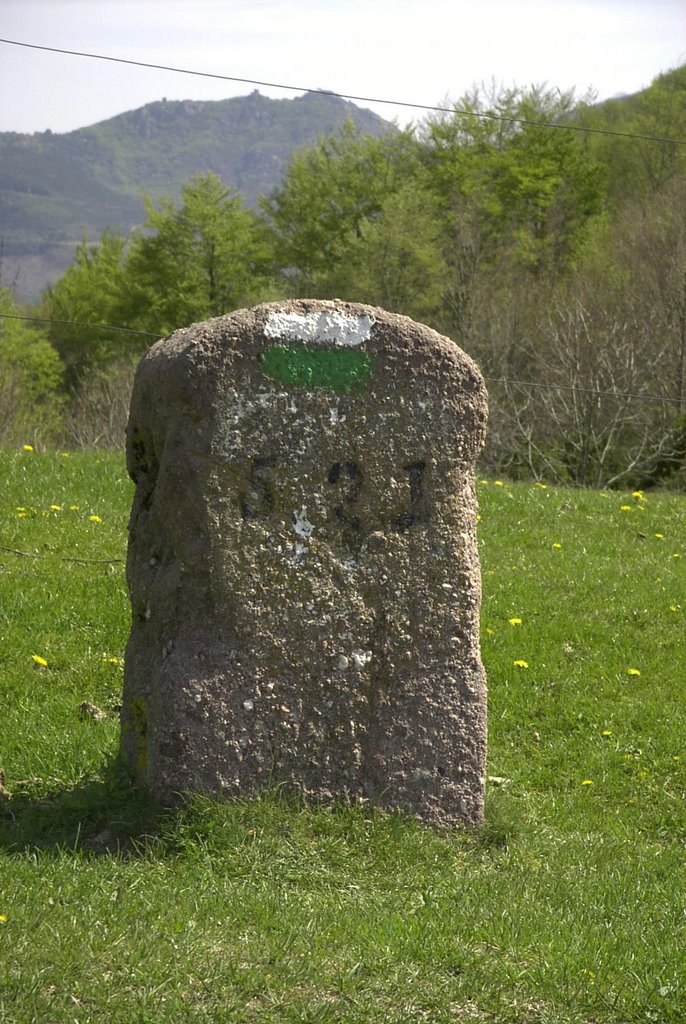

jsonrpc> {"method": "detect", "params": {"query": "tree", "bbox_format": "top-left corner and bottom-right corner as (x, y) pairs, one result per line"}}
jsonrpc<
(615, 179), (686, 410)
(496, 298), (677, 487)
(0, 287), (65, 444)
(43, 173), (276, 385)
(485, 175), (686, 488)
(43, 230), (135, 384)
(424, 85), (607, 341)
(338, 183), (447, 324)
(125, 172), (275, 334)
(260, 120), (423, 295)
(579, 64), (686, 204)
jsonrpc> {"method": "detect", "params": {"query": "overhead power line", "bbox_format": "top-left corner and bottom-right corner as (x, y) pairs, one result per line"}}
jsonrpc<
(0, 311), (160, 338)
(486, 376), (685, 405)
(2, 311), (685, 406)
(1, 37), (685, 147)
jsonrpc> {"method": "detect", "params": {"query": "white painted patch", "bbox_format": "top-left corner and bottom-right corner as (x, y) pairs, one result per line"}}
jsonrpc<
(264, 310), (375, 348)
(293, 508), (315, 539)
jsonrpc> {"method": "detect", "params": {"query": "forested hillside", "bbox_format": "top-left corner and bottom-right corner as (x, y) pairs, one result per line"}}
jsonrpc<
(0, 90), (390, 298)
(2, 65), (685, 488)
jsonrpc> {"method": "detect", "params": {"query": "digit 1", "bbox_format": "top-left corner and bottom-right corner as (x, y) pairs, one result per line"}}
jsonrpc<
(241, 456), (275, 520)
(394, 460), (426, 529)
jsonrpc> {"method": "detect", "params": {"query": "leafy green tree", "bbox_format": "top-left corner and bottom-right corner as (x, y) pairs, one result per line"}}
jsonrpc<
(261, 120), (423, 295)
(43, 230), (135, 384)
(125, 172), (275, 334)
(426, 85), (607, 289)
(0, 287), (65, 444)
(579, 64), (686, 204)
(339, 183), (448, 324)
(43, 173), (276, 384)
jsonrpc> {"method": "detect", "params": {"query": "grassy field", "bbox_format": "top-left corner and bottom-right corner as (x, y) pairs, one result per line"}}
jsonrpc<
(1, 448), (685, 1024)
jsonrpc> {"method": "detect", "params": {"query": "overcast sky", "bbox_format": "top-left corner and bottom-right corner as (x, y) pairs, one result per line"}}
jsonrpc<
(1, 0), (684, 134)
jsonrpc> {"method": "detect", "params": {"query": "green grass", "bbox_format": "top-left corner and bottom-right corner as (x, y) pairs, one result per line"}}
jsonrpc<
(1, 450), (685, 1023)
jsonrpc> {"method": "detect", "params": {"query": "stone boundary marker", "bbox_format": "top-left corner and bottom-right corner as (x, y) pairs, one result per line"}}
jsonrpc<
(121, 300), (488, 827)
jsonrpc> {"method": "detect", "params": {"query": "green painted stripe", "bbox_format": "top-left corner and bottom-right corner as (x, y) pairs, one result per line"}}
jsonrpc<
(260, 344), (373, 393)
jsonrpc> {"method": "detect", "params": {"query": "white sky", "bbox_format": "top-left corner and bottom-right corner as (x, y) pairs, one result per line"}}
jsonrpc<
(0, 0), (684, 134)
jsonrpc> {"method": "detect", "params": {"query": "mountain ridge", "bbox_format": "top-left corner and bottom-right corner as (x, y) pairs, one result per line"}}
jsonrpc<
(0, 90), (393, 299)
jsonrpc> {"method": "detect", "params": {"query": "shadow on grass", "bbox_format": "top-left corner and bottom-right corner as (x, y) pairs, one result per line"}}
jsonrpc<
(0, 758), (171, 857)
(1, 762), (524, 861)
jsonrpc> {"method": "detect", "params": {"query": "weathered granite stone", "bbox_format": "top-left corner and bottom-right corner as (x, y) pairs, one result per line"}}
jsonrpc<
(120, 300), (488, 826)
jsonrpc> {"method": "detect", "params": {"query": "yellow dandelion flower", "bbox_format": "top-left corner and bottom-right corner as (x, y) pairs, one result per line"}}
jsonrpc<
(632, 490), (644, 500)
(534, 482), (548, 490)
(627, 668), (641, 676)
(513, 659), (529, 669)
(479, 479), (489, 485)
(61, 452), (70, 458)
(508, 617), (523, 626)
(0, 915), (7, 923)
(88, 515), (103, 523)
(673, 553), (681, 559)
(602, 730), (612, 737)
(22, 444), (34, 452)
(552, 542), (562, 549)
(655, 533), (665, 539)
(673, 755), (681, 762)
(669, 605), (679, 613)
(69, 505), (79, 511)
(49, 505), (61, 512)
(620, 505), (631, 512)
(485, 627), (495, 636)
(494, 480), (504, 487)
(581, 779), (594, 786)
(32, 654), (48, 668)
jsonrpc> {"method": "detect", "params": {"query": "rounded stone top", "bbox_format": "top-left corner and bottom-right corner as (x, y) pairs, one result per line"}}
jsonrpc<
(136, 300), (487, 439)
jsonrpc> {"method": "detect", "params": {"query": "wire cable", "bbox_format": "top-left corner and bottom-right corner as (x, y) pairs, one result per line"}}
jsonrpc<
(486, 376), (685, 405)
(3, 311), (685, 406)
(0, 312), (161, 338)
(1, 37), (685, 147)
